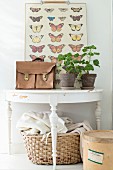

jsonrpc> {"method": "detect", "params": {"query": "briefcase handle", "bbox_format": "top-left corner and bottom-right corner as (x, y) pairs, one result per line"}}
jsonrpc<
(32, 57), (44, 62)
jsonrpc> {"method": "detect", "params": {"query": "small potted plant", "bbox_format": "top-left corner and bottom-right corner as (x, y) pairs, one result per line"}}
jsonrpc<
(78, 45), (100, 90)
(57, 52), (81, 89)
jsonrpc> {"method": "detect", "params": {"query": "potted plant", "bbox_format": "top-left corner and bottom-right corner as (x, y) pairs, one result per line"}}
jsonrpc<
(78, 45), (100, 90)
(57, 52), (80, 89)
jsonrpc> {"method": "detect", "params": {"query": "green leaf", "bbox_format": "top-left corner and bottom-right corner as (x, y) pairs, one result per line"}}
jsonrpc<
(64, 61), (70, 65)
(73, 60), (78, 64)
(67, 53), (72, 57)
(86, 61), (89, 64)
(94, 52), (100, 55)
(82, 49), (87, 52)
(86, 46), (90, 50)
(90, 45), (96, 49)
(82, 53), (87, 57)
(74, 53), (79, 58)
(88, 52), (94, 56)
(80, 59), (86, 64)
(58, 54), (64, 61)
(71, 62), (74, 66)
(84, 64), (94, 71)
(93, 59), (100, 67)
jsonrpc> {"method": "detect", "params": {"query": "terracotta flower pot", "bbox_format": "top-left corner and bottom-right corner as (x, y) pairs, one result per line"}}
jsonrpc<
(81, 74), (97, 90)
(60, 73), (77, 87)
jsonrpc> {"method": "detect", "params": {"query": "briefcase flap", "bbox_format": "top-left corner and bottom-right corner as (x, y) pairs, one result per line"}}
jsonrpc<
(16, 61), (56, 75)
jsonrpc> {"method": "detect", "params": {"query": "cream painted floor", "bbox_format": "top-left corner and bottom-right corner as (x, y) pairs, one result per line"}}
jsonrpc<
(0, 154), (83, 170)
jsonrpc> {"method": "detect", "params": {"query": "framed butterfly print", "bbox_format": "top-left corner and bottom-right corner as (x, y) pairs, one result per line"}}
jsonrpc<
(25, 3), (87, 88)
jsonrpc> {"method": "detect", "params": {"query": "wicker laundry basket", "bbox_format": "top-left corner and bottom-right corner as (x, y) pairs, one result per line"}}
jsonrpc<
(21, 132), (81, 165)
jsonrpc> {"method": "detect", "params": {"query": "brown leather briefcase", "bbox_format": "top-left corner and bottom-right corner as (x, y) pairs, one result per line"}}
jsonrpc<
(16, 61), (56, 89)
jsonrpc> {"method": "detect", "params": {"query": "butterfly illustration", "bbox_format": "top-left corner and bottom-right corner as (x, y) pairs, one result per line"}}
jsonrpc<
(48, 56), (57, 63)
(69, 33), (83, 41)
(30, 7), (41, 12)
(58, 8), (68, 12)
(29, 25), (43, 33)
(48, 56), (63, 65)
(69, 24), (83, 31)
(69, 44), (84, 52)
(55, 79), (61, 84)
(70, 15), (83, 21)
(44, 8), (54, 13)
(58, 17), (66, 21)
(47, 16), (55, 21)
(29, 45), (45, 53)
(49, 23), (64, 32)
(48, 44), (65, 53)
(29, 16), (43, 22)
(48, 33), (63, 42)
(30, 55), (46, 62)
(29, 35), (44, 43)
(71, 7), (82, 12)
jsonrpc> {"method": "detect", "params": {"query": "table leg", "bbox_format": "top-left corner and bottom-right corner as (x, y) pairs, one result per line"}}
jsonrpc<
(95, 101), (101, 130)
(7, 101), (12, 154)
(49, 96), (58, 170)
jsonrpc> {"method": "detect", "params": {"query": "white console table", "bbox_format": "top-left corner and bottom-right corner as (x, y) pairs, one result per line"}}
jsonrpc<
(5, 89), (103, 170)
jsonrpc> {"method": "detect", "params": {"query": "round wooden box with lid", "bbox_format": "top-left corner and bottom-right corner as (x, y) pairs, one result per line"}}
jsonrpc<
(83, 130), (113, 170)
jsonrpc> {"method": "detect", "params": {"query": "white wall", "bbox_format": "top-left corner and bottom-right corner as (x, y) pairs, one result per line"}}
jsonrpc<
(0, 0), (112, 153)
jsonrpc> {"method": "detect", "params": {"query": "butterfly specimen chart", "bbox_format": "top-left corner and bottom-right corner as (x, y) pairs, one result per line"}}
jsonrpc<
(25, 3), (87, 87)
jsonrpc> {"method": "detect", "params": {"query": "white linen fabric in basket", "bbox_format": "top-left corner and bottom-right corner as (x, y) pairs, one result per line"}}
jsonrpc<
(16, 111), (92, 159)
(16, 111), (68, 135)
